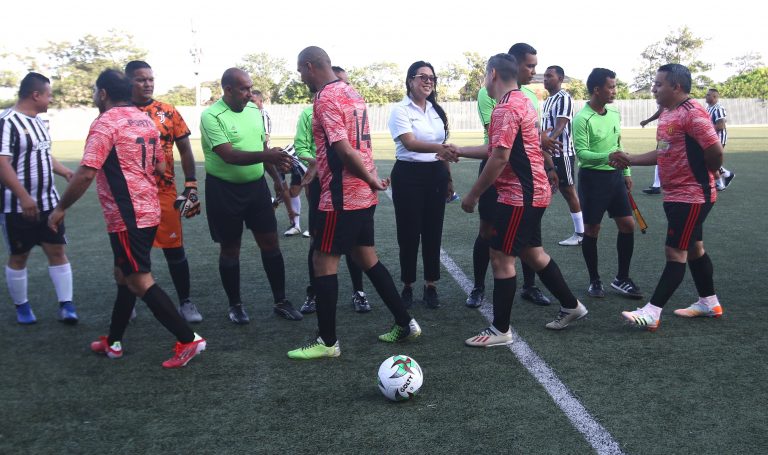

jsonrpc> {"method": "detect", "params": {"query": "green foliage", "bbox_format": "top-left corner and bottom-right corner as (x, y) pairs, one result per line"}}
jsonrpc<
(720, 67), (768, 99)
(725, 52), (764, 76)
(201, 80), (221, 105)
(42, 31), (147, 108)
(633, 26), (711, 91)
(565, 78), (587, 100)
(156, 85), (196, 106)
(616, 79), (632, 100)
(437, 52), (487, 101)
(0, 69), (18, 88)
(239, 52), (291, 103)
(347, 62), (403, 104)
(280, 78), (312, 104)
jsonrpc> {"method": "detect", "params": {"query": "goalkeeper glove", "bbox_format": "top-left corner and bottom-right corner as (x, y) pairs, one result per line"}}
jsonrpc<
(174, 180), (201, 218)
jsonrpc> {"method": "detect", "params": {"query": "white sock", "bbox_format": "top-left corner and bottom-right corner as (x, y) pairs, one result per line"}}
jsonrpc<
(700, 295), (720, 308)
(653, 166), (661, 187)
(48, 263), (73, 303)
(291, 197), (301, 230)
(642, 302), (663, 319)
(6, 266), (28, 306)
(571, 211), (584, 234)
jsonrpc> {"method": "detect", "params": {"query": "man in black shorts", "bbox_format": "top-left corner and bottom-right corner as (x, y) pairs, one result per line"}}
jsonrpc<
(200, 68), (299, 324)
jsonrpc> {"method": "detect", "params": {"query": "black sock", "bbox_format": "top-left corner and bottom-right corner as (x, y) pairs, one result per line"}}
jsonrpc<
(142, 284), (195, 343)
(364, 261), (411, 327)
(219, 256), (241, 306)
(306, 246), (315, 297)
(688, 253), (715, 297)
(163, 247), (190, 302)
(521, 262), (535, 288)
(261, 249), (286, 302)
(616, 232), (634, 280)
(536, 259), (578, 309)
(473, 235), (490, 289)
(314, 274), (338, 346)
(649, 261), (686, 308)
(492, 276), (517, 333)
(346, 255), (364, 292)
(581, 235), (599, 281)
(108, 285), (137, 345)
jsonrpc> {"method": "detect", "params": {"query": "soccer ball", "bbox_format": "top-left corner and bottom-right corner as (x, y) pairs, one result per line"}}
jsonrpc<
(377, 355), (423, 401)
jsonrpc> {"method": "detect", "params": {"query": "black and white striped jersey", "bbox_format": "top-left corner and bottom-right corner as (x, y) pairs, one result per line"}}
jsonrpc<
(0, 109), (60, 213)
(541, 89), (574, 157)
(706, 103), (727, 146)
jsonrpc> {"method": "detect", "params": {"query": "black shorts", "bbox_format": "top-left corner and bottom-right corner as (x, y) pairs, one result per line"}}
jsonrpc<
(313, 206), (376, 255)
(307, 177), (321, 235)
(109, 226), (156, 276)
(553, 154), (576, 187)
(478, 159), (498, 222)
(205, 174), (277, 243)
(664, 201), (713, 250)
(578, 168), (632, 225)
(289, 168), (303, 187)
(490, 203), (545, 256)
(0, 210), (67, 255)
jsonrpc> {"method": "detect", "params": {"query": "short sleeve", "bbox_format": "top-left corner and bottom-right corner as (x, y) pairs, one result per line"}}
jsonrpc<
(80, 120), (113, 170)
(0, 117), (12, 157)
(200, 111), (230, 148)
(489, 108), (519, 151)
(316, 98), (347, 145)
(388, 104), (412, 140)
(171, 107), (191, 141)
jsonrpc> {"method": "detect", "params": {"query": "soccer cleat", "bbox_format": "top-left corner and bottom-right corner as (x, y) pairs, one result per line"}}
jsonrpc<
(422, 285), (440, 309)
(302, 230), (310, 238)
(521, 285), (551, 306)
(16, 302), (37, 325)
(287, 336), (340, 360)
(162, 334), (206, 368)
(284, 225), (301, 237)
(722, 172), (735, 189)
(90, 336), (124, 359)
(465, 326), (513, 347)
(558, 233), (584, 246)
(446, 192), (460, 203)
(465, 286), (485, 308)
(179, 299), (203, 323)
(228, 304), (250, 324)
(300, 294), (316, 314)
(622, 307), (660, 332)
(274, 299), (303, 321)
(351, 291), (371, 313)
(546, 301), (588, 330)
(673, 301), (723, 318)
(611, 277), (643, 299)
(588, 280), (605, 298)
(378, 318), (422, 343)
(642, 186), (661, 195)
(401, 286), (414, 309)
(56, 301), (79, 324)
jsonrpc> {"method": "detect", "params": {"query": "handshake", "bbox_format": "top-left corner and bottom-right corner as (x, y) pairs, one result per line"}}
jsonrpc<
(436, 143), (460, 163)
(608, 151), (632, 170)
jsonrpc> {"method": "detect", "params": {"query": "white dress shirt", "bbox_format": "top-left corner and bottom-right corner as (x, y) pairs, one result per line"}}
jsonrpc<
(388, 96), (446, 162)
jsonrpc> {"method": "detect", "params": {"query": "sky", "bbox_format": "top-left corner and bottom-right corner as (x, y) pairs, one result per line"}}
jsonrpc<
(1, 0), (765, 95)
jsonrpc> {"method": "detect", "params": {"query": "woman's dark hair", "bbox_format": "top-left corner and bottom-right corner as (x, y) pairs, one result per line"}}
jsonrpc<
(405, 61), (449, 140)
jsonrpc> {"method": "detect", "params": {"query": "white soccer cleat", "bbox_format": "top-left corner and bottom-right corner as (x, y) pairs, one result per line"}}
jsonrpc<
(558, 233), (584, 246)
(284, 225), (301, 236)
(465, 326), (513, 347)
(546, 301), (588, 330)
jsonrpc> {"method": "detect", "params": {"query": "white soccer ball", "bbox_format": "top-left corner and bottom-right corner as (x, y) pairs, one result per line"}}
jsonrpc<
(377, 355), (423, 401)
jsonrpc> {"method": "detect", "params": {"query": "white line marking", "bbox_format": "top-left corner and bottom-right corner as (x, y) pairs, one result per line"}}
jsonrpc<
(384, 187), (624, 455)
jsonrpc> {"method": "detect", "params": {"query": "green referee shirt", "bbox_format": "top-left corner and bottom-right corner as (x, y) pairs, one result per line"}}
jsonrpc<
(478, 86), (540, 144)
(200, 99), (266, 183)
(572, 103), (631, 176)
(294, 106), (316, 159)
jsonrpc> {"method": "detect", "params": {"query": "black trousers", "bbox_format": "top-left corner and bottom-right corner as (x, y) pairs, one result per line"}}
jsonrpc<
(391, 160), (449, 284)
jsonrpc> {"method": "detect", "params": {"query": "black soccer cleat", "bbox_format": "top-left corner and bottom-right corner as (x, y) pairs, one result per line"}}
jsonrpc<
(228, 304), (250, 325)
(521, 285), (551, 306)
(611, 277), (643, 299)
(274, 299), (303, 321)
(588, 280), (605, 298)
(422, 285), (440, 309)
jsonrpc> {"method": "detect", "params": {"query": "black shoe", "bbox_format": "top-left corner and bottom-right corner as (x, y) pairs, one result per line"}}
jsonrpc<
(228, 304), (250, 324)
(274, 299), (303, 321)
(465, 286), (485, 308)
(401, 286), (414, 309)
(610, 277), (643, 299)
(351, 291), (371, 313)
(588, 280), (605, 298)
(722, 172), (735, 189)
(520, 285), (551, 306)
(422, 285), (441, 309)
(642, 186), (661, 195)
(300, 294), (316, 314)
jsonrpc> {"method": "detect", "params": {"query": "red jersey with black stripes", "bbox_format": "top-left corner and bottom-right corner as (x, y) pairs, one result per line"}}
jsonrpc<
(81, 106), (161, 232)
(488, 90), (551, 208)
(656, 99), (720, 204)
(312, 80), (378, 211)
(134, 99), (191, 189)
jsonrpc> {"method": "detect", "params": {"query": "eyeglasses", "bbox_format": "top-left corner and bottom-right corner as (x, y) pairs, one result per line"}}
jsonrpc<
(412, 74), (437, 83)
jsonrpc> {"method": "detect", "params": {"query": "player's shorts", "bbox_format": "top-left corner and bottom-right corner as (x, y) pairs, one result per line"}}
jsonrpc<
(109, 226), (157, 276)
(490, 203), (545, 256)
(205, 174), (277, 243)
(153, 187), (183, 249)
(578, 168), (632, 225)
(307, 177), (321, 235)
(0, 210), (67, 255)
(289, 167), (303, 187)
(664, 201), (713, 250)
(313, 206), (376, 255)
(478, 159), (498, 222)
(553, 154), (576, 187)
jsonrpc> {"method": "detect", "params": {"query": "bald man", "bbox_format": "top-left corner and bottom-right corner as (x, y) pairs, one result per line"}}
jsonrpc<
(200, 68), (301, 324)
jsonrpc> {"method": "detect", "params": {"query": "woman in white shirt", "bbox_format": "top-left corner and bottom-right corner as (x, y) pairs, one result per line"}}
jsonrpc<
(388, 61), (458, 309)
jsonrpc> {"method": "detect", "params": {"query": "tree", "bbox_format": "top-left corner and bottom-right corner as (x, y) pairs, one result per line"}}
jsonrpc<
(437, 52), (487, 101)
(347, 62), (403, 104)
(280, 78), (312, 104)
(616, 79), (632, 100)
(725, 52), (764, 76)
(632, 26), (711, 92)
(239, 53), (291, 103)
(720, 67), (768, 99)
(156, 85), (196, 106)
(564, 78), (587, 100)
(41, 31), (147, 107)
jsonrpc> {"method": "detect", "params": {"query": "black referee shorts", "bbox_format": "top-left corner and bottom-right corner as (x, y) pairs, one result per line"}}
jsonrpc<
(0, 210), (67, 255)
(307, 176), (321, 235)
(578, 168), (632, 225)
(205, 174), (277, 243)
(478, 159), (498, 222)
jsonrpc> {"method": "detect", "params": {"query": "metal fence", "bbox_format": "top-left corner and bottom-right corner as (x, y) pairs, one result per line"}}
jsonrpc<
(45, 99), (768, 141)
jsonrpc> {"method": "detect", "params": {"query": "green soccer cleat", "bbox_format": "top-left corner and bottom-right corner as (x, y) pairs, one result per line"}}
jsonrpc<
(287, 337), (340, 360)
(378, 319), (422, 343)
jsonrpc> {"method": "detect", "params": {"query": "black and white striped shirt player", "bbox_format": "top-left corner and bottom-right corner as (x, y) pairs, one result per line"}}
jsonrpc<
(0, 109), (59, 213)
(706, 103), (727, 146)
(541, 89), (576, 186)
